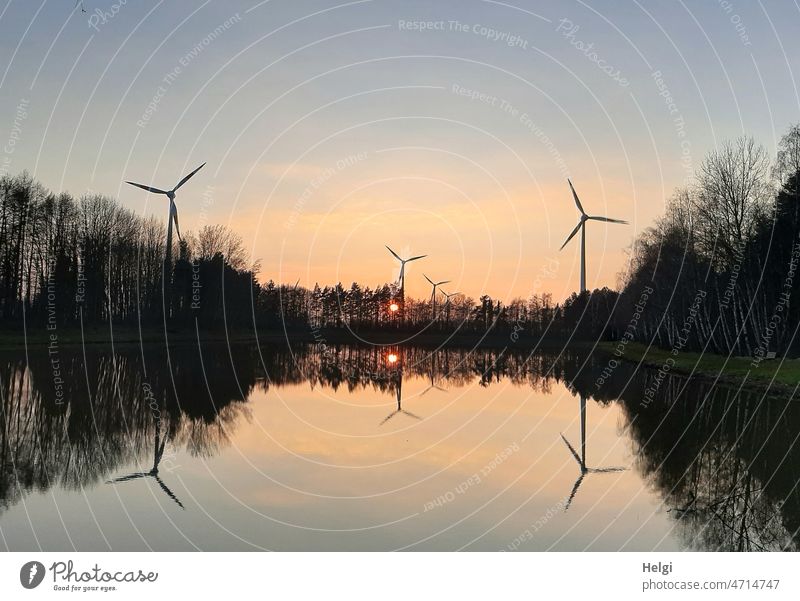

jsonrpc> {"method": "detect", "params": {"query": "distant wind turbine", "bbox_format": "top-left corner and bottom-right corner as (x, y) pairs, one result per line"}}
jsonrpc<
(440, 289), (459, 326)
(423, 274), (450, 320)
(560, 392), (626, 511)
(126, 163), (206, 298)
(385, 246), (426, 321)
(560, 179), (628, 293)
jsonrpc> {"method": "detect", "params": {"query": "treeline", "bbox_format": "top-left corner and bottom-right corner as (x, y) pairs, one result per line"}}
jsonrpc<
(616, 124), (800, 358)
(0, 169), (620, 339)
(0, 171), (257, 329)
(257, 280), (621, 340)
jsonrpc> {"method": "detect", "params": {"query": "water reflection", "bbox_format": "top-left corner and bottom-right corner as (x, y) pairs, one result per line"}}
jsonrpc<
(107, 422), (185, 510)
(378, 349), (421, 426)
(0, 343), (798, 551)
(560, 393), (626, 511)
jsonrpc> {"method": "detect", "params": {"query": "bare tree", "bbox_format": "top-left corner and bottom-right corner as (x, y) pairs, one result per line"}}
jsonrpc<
(774, 123), (800, 184)
(693, 136), (771, 269)
(197, 224), (248, 270)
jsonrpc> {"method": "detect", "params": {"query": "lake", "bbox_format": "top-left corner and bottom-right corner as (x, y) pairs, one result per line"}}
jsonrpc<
(1, 342), (797, 551)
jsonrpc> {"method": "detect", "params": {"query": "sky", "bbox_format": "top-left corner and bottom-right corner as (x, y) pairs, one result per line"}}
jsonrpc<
(1, 0), (799, 302)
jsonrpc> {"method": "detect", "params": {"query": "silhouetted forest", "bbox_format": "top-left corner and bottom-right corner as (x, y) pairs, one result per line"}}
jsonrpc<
(616, 125), (800, 357)
(3, 124), (800, 354)
(0, 169), (617, 340)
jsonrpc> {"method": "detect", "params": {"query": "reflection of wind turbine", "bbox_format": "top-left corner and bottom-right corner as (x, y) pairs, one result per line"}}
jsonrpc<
(560, 393), (625, 511)
(385, 246), (426, 320)
(423, 274), (450, 320)
(379, 353), (422, 425)
(560, 179), (628, 293)
(107, 424), (185, 510)
(126, 163), (206, 277)
(421, 353), (447, 395)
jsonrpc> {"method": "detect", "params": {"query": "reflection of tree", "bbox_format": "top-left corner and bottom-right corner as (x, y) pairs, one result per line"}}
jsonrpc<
(0, 343), (256, 515)
(581, 359), (800, 551)
(3, 342), (800, 551)
(281, 344), (560, 396)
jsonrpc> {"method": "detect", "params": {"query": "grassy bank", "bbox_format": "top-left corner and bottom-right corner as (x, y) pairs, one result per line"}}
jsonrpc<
(599, 341), (800, 392)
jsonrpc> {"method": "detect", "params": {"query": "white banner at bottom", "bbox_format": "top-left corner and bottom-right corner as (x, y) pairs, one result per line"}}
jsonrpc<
(0, 552), (797, 600)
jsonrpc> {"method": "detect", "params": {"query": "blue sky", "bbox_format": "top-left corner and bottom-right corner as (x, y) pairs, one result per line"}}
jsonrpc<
(1, 0), (798, 299)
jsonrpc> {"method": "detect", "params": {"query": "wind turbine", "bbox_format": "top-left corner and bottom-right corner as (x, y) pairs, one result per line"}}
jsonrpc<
(126, 163), (205, 316)
(440, 289), (459, 326)
(560, 179), (628, 294)
(385, 246), (426, 321)
(560, 392), (626, 511)
(423, 274), (450, 320)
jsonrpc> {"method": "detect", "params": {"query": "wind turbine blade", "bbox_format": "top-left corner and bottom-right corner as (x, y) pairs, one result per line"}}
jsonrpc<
(154, 476), (185, 510)
(401, 410), (422, 420)
(559, 222), (583, 251)
(589, 215), (628, 224)
(590, 467), (627, 473)
(126, 181), (169, 195)
(423, 273), (435, 286)
(560, 433), (582, 467)
(567, 179), (586, 215)
(407, 254), (427, 262)
(385, 246), (402, 261)
(170, 201), (182, 241)
(564, 473), (585, 511)
(379, 411), (399, 426)
(398, 263), (405, 283)
(106, 472), (148, 483)
(436, 280), (450, 286)
(172, 162), (206, 192)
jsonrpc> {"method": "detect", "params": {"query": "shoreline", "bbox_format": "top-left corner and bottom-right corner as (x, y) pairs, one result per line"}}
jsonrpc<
(0, 326), (576, 352)
(597, 341), (800, 397)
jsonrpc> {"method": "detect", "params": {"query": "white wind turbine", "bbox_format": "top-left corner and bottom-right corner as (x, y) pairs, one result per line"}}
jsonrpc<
(385, 246), (426, 320)
(423, 274), (450, 320)
(560, 179), (628, 294)
(126, 163), (206, 275)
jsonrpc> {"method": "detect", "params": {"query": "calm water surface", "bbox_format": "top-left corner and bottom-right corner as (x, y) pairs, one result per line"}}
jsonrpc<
(1, 343), (797, 551)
